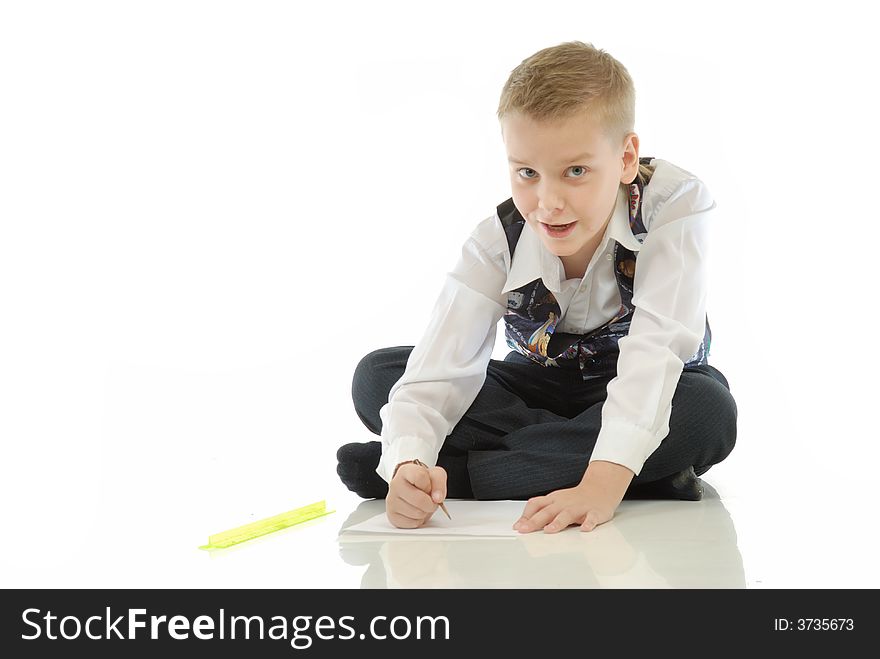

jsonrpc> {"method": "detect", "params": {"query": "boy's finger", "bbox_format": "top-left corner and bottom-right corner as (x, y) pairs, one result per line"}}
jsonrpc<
(515, 504), (557, 531)
(391, 495), (429, 520)
(428, 466), (447, 502)
(581, 510), (601, 532)
(400, 463), (432, 492)
(544, 511), (573, 533)
(514, 496), (548, 526)
(397, 479), (435, 514)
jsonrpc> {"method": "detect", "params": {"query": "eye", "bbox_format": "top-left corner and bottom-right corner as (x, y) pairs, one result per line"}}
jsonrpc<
(516, 166), (589, 179)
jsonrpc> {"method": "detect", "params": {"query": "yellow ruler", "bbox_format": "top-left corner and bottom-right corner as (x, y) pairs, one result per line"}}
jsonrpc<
(199, 499), (335, 550)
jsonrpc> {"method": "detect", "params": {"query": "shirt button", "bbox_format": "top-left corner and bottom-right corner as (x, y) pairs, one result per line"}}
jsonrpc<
(606, 254), (612, 260)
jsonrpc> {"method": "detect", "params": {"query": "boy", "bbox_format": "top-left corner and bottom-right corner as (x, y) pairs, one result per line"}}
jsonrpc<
(338, 41), (737, 533)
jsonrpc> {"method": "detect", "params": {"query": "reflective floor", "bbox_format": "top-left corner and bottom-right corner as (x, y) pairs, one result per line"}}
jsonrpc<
(336, 483), (745, 588)
(4, 462), (880, 589)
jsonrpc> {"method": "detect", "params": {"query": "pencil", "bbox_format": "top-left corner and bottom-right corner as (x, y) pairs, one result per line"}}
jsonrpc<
(410, 459), (452, 519)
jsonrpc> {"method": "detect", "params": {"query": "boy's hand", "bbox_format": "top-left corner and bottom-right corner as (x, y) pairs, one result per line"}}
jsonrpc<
(386, 462), (448, 529)
(513, 461), (634, 534)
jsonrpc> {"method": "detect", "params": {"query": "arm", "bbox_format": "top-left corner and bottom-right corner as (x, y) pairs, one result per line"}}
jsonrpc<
(589, 176), (716, 475)
(375, 260), (505, 482)
(515, 176), (716, 533)
(379, 216), (508, 527)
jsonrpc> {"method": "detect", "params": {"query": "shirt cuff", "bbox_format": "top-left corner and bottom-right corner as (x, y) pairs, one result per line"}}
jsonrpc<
(375, 435), (438, 484)
(588, 416), (668, 476)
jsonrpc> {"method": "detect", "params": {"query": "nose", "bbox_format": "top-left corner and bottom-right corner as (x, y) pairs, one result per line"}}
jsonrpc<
(537, 186), (564, 218)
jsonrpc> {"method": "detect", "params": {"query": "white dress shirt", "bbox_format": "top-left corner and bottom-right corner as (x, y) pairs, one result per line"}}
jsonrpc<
(376, 158), (717, 483)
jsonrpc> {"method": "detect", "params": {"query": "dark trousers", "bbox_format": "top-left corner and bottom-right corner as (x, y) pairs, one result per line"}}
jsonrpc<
(342, 346), (738, 500)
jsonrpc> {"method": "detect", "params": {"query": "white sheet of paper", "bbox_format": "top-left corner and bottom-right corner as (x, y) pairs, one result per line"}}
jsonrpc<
(340, 500), (526, 537)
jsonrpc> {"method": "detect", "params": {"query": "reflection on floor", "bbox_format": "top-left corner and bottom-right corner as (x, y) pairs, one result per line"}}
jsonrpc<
(336, 482), (745, 588)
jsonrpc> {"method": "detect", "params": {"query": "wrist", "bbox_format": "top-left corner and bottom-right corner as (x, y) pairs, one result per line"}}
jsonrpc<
(579, 460), (635, 499)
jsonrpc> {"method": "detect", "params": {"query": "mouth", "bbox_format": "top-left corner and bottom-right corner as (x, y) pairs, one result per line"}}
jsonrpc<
(540, 220), (578, 238)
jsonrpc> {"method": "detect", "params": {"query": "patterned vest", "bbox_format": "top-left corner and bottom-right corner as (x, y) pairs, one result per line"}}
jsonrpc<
(498, 157), (712, 382)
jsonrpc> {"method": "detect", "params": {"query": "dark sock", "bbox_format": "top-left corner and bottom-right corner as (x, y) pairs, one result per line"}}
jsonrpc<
(336, 441), (388, 499)
(624, 466), (703, 501)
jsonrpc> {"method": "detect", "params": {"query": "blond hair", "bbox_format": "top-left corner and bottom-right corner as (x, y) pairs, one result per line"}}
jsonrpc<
(497, 40), (654, 183)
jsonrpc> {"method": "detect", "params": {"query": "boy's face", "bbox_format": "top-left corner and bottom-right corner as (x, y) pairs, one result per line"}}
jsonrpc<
(500, 111), (639, 276)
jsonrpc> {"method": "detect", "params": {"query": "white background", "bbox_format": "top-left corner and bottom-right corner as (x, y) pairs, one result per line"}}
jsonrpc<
(1, 0), (877, 587)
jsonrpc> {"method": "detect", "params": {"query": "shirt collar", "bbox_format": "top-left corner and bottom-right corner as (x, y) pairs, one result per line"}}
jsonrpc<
(502, 184), (642, 294)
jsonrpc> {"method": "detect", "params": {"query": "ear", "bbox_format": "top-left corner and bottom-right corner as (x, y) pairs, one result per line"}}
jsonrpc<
(621, 132), (640, 184)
